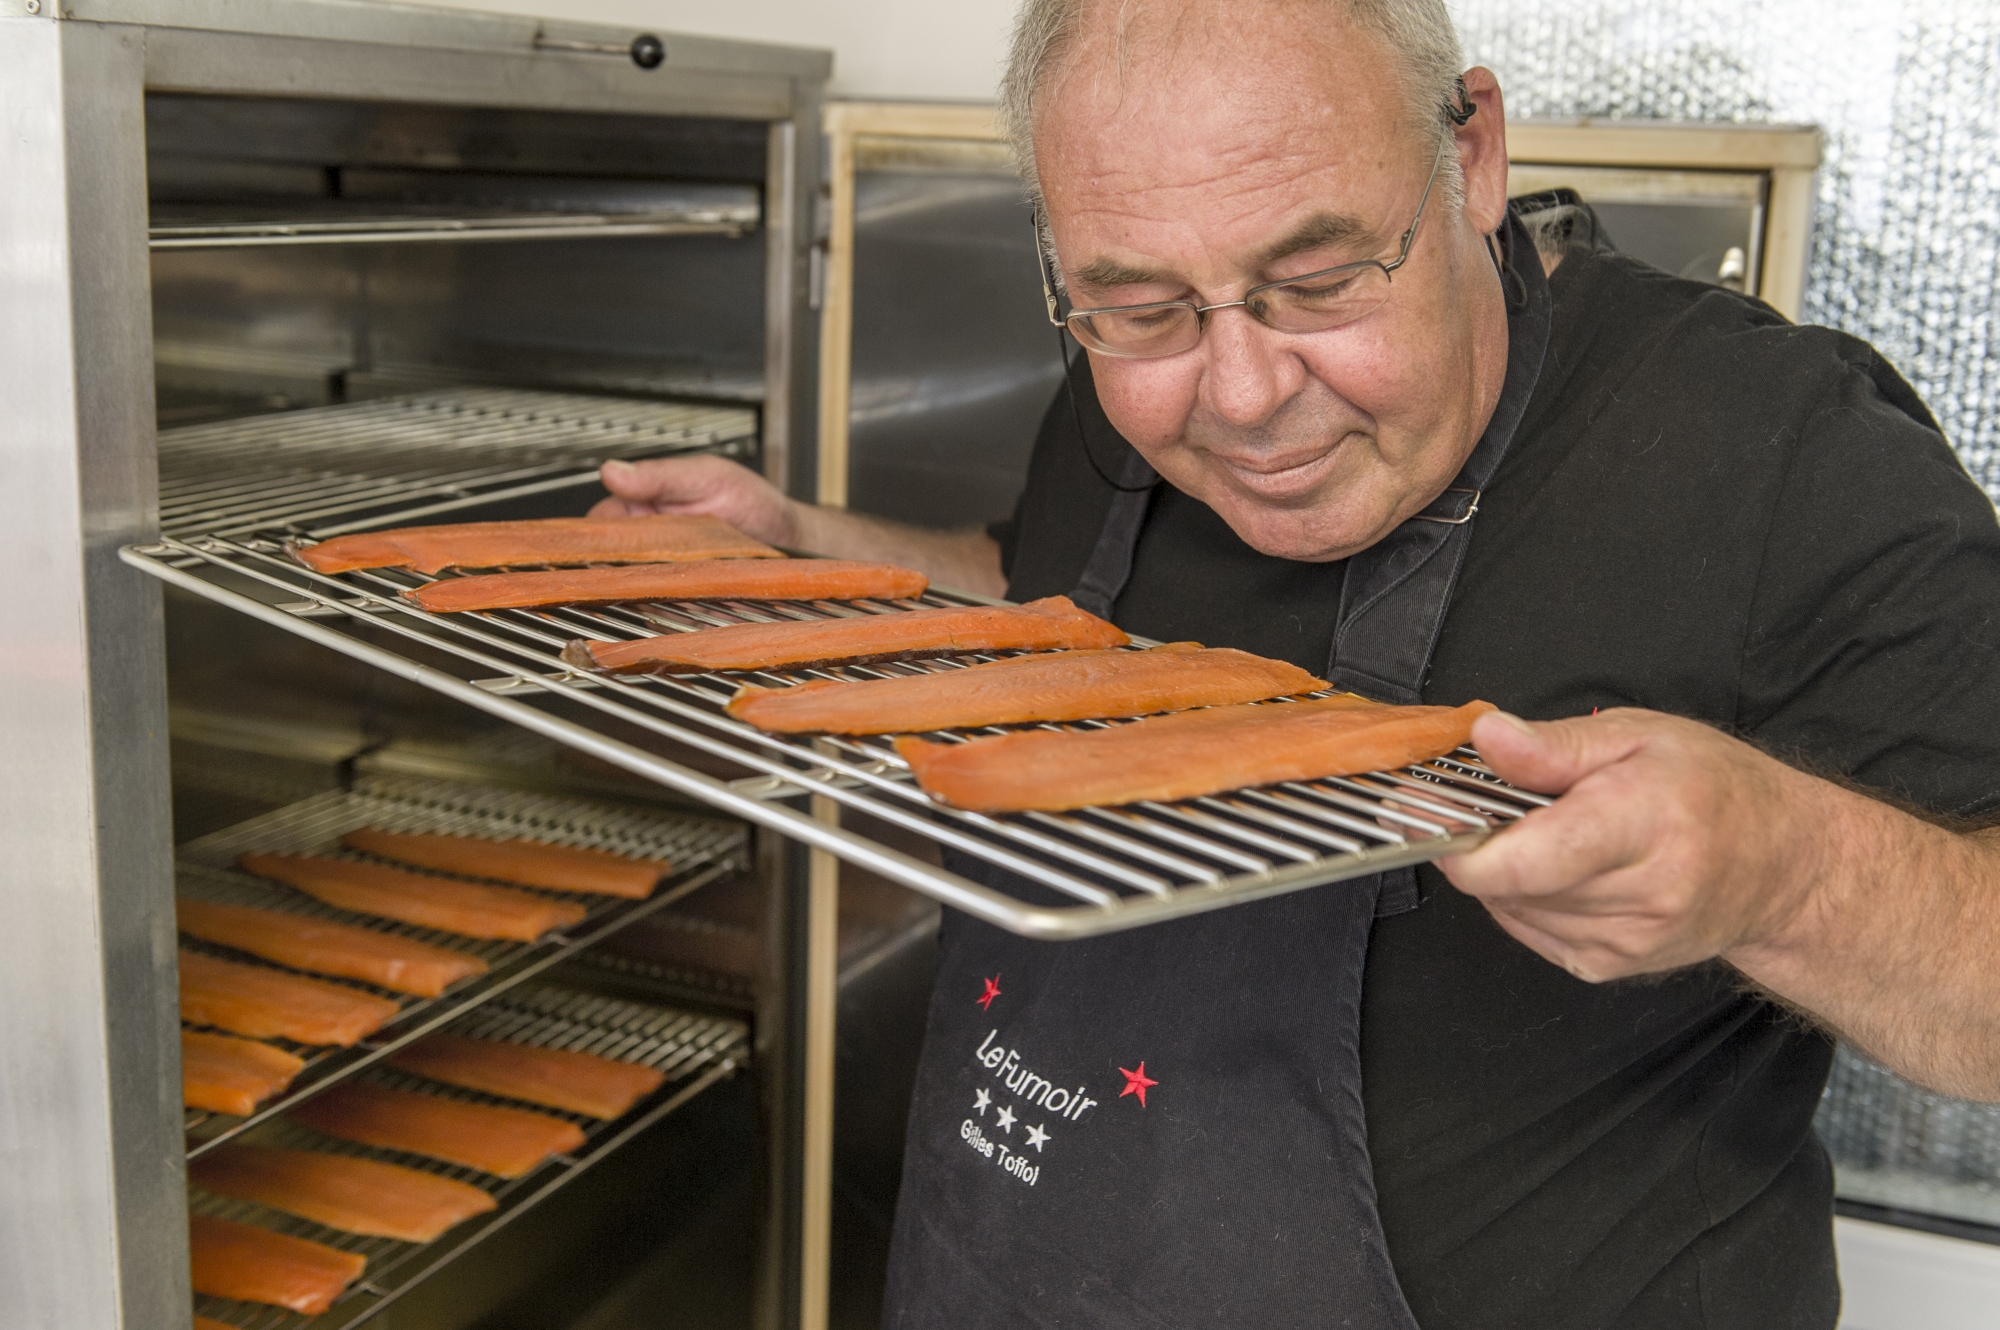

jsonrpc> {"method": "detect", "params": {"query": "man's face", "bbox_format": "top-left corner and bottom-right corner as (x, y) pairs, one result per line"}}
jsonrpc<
(1036, 0), (1513, 561)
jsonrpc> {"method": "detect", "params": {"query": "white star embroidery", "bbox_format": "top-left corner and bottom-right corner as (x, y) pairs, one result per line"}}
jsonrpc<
(994, 1104), (1017, 1132)
(973, 1088), (991, 1115)
(1025, 1122), (1050, 1152)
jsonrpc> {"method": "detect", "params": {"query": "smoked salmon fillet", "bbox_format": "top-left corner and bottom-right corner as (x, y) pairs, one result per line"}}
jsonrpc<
(180, 950), (401, 1047)
(387, 1033), (666, 1119)
(182, 1030), (307, 1116)
(562, 594), (1129, 675)
(289, 1082), (586, 1179)
(190, 1144), (498, 1243)
(293, 514), (779, 574)
(237, 853), (587, 943)
(178, 896), (488, 998)
(195, 1316), (237, 1330)
(187, 1214), (365, 1315)
(407, 559), (928, 614)
(894, 696), (1497, 812)
(340, 828), (670, 900)
(727, 642), (1327, 735)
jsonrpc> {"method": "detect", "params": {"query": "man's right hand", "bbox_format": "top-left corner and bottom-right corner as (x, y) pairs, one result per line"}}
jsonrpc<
(591, 456), (800, 547)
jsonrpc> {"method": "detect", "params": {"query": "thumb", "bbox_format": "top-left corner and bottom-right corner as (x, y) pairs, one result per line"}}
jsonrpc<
(599, 458), (651, 497)
(1470, 709), (1646, 796)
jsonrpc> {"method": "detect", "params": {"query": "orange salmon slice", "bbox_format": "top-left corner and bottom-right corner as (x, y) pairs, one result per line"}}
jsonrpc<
(895, 696), (1496, 812)
(387, 1033), (666, 1119)
(237, 853), (585, 943)
(294, 514), (779, 574)
(341, 828), (669, 900)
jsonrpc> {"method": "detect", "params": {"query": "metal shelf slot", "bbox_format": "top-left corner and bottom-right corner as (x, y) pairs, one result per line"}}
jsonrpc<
(126, 533), (1549, 941)
(157, 389), (758, 540)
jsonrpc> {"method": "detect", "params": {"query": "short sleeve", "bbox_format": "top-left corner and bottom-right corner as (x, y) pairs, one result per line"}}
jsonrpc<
(1738, 347), (2000, 817)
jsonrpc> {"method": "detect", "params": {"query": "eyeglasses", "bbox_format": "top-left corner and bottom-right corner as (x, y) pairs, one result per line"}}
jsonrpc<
(1036, 137), (1450, 359)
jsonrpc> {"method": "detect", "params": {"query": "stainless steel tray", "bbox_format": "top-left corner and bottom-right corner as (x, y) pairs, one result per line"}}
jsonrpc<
(127, 534), (1547, 940)
(188, 979), (749, 1330)
(177, 773), (744, 1157)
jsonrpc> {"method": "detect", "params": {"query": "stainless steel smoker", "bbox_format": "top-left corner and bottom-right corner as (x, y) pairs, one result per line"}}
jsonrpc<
(3, 2), (827, 1325)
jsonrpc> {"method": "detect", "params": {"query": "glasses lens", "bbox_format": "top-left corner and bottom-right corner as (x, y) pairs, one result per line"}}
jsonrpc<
(1069, 304), (1202, 358)
(1251, 264), (1391, 334)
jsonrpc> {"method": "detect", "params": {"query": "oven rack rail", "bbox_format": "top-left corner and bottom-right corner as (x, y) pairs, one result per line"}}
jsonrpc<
(124, 534), (1550, 941)
(178, 772), (745, 1159)
(157, 387), (757, 540)
(190, 981), (750, 1330)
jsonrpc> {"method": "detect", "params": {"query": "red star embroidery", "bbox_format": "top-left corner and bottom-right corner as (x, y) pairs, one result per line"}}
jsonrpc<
(1118, 1062), (1158, 1108)
(976, 975), (1002, 1010)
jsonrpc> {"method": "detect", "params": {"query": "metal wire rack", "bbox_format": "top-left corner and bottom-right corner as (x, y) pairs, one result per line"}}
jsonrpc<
(178, 772), (744, 1156)
(128, 534), (1550, 941)
(156, 388), (758, 539)
(189, 981), (750, 1329)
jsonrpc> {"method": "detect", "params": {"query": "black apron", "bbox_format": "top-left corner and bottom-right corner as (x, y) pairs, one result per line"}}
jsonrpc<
(880, 214), (1551, 1330)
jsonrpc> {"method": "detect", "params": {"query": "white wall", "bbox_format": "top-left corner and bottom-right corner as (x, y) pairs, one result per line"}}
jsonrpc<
(388, 0), (1016, 99)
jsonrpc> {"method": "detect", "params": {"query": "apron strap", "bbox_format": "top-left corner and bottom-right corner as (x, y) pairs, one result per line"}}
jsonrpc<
(1068, 448), (1159, 620)
(1330, 210), (1553, 914)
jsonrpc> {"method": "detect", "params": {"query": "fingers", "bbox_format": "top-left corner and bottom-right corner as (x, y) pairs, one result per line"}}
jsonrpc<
(592, 456), (795, 544)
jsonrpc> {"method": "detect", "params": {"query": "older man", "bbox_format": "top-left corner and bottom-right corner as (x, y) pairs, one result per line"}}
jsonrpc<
(596, 0), (2000, 1324)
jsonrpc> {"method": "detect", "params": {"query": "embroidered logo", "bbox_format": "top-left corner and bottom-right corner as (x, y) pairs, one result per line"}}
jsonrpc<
(1118, 1062), (1158, 1108)
(976, 975), (1003, 1010)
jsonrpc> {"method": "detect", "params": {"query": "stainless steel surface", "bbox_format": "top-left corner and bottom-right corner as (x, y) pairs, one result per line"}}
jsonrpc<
(125, 534), (1548, 940)
(0, 17), (189, 1330)
(188, 980), (750, 1329)
(157, 388), (757, 538)
(151, 210), (754, 250)
(177, 771), (743, 1156)
(845, 143), (1062, 528)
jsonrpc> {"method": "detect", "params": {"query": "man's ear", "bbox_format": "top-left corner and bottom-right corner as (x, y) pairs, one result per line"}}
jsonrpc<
(1455, 66), (1511, 237)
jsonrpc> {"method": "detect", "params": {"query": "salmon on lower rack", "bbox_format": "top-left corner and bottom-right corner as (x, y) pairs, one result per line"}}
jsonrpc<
(407, 558), (929, 614)
(187, 1214), (365, 1315)
(289, 1082), (587, 1178)
(179, 949), (401, 1047)
(195, 1316), (238, 1330)
(178, 896), (488, 998)
(563, 594), (1129, 675)
(181, 1030), (308, 1116)
(893, 696), (1498, 813)
(387, 1033), (667, 1119)
(237, 853), (586, 942)
(190, 1144), (498, 1243)
(340, 828), (670, 900)
(726, 642), (1328, 735)
(293, 514), (780, 574)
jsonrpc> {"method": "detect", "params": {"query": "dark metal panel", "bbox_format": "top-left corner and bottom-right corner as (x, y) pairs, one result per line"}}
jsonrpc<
(845, 165), (1062, 530)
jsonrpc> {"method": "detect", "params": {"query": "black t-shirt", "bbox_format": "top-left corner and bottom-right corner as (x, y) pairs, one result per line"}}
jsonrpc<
(990, 247), (2000, 1328)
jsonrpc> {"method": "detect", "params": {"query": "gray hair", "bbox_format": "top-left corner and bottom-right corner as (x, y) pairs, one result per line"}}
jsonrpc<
(1005, 0), (1469, 278)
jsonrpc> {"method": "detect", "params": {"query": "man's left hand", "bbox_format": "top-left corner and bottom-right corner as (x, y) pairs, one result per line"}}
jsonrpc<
(1439, 708), (1835, 983)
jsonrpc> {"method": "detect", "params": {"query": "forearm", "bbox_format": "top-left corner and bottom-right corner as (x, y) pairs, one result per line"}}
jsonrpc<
(1726, 793), (2000, 1100)
(787, 503), (1007, 598)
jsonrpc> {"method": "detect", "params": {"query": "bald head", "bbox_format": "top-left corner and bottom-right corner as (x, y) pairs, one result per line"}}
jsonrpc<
(1003, 0), (1466, 214)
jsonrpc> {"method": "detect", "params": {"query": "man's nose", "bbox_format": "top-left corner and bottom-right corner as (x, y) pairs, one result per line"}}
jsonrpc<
(1196, 305), (1303, 428)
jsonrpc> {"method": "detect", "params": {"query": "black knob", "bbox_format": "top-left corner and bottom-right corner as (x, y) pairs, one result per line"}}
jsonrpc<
(630, 33), (665, 69)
